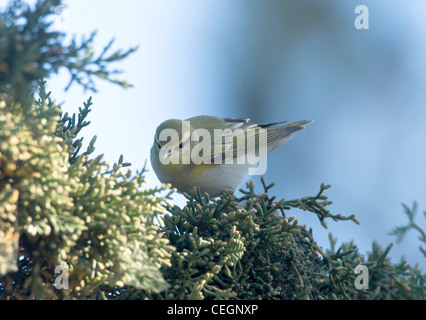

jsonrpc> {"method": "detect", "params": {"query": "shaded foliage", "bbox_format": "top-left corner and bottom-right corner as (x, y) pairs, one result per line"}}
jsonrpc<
(112, 181), (423, 300)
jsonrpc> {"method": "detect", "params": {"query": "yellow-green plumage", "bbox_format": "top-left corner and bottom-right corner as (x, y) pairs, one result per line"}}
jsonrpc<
(150, 116), (312, 197)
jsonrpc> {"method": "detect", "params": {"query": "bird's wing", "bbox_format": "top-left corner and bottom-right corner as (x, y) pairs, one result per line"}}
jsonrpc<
(191, 117), (312, 164)
(237, 119), (312, 160)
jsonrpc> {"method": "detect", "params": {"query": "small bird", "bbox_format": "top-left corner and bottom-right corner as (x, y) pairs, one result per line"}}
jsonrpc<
(150, 116), (312, 197)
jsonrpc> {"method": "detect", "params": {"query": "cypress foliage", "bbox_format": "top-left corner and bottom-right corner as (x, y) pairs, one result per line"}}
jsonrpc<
(0, 0), (172, 299)
(119, 182), (424, 300)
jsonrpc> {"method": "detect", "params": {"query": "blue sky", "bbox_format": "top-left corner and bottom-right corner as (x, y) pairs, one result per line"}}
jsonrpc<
(41, 0), (426, 270)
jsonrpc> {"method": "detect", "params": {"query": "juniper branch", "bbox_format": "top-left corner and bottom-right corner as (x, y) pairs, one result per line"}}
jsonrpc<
(279, 183), (359, 228)
(390, 201), (426, 258)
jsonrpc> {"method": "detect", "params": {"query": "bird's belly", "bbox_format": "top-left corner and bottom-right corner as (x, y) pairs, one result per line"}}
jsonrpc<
(170, 163), (251, 196)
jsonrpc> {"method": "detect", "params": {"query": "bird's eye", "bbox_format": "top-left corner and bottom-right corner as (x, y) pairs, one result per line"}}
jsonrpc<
(179, 141), (184, 149)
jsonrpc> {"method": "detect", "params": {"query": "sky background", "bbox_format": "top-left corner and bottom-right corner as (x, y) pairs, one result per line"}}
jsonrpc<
(31, 0), (426, 270)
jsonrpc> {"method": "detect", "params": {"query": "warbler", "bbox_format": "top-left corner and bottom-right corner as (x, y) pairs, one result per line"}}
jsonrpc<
(150, 116), (311, 197)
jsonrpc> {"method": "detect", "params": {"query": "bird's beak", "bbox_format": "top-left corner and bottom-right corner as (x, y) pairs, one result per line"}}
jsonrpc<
(159, 146), (172, 160)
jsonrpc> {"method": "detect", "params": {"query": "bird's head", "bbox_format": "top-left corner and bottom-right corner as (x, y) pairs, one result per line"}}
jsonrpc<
(153, 119), (193, 162)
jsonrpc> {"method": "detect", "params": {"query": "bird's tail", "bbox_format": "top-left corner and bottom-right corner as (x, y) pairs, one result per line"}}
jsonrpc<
(264, 120), (313, 154)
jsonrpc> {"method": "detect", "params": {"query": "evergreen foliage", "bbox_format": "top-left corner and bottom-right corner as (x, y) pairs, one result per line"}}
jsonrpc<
(0, 0), (137, 104)
(0, 0), (172, 299)
(0, 0), (425, 300)
(111, 182), (424, 300)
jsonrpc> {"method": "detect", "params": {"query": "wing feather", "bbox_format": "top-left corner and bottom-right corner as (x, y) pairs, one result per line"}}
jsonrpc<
(193, 117), (312, 164)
